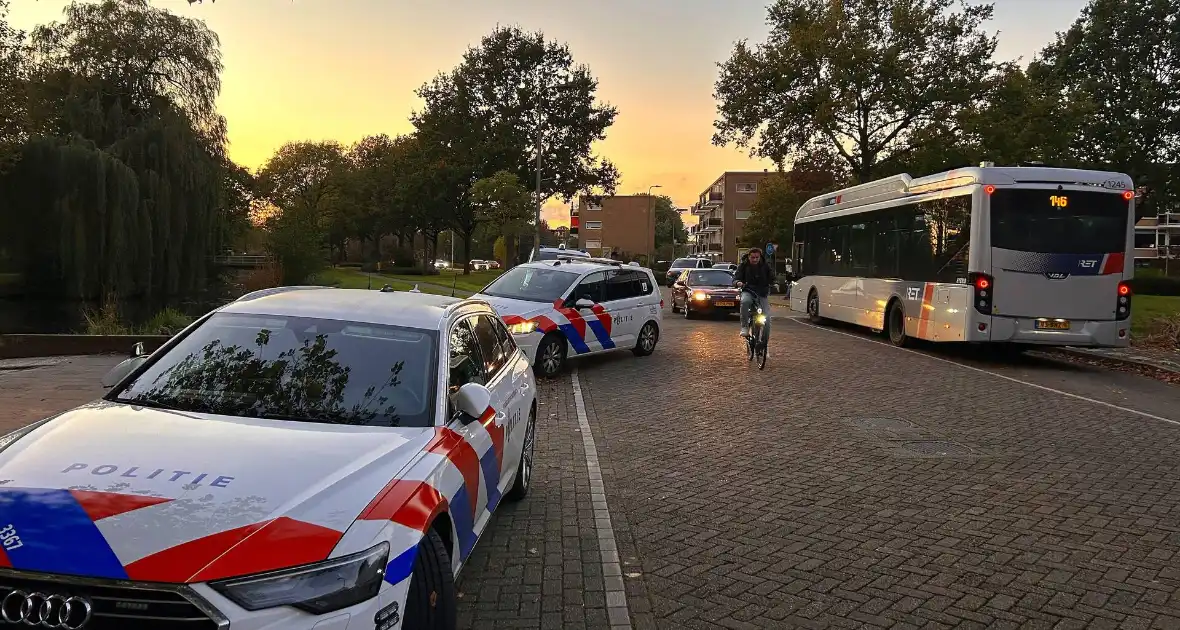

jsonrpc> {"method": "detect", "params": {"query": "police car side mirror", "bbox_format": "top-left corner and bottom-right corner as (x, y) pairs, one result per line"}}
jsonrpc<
(102, 356), (147, 388)
(453, 382), (492, 424)
(575, 298), (595, 310)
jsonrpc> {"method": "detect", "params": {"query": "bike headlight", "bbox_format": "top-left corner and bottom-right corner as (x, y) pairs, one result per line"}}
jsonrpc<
(755, 314), (767, 324)
(210, 541), (389, 614)
(692, 291), (708, 301)
(508, 320), (537, 335)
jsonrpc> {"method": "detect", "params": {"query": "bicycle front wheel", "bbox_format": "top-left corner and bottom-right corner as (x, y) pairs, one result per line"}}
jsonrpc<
(757, 341), (768, 370)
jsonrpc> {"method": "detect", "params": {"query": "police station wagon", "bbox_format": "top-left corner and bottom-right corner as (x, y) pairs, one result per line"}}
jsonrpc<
(0, 287), (537, 630)
(474, 258), (663, 377)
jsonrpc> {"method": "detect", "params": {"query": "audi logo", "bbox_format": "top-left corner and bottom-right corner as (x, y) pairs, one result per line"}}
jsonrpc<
(0, 591), (92, 629)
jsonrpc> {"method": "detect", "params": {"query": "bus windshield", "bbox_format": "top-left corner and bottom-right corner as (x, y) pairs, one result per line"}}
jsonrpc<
(989, 189), (1129, 254)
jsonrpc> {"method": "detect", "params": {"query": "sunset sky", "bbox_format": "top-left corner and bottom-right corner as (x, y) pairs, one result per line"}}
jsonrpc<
(12, 0), (1089, 226)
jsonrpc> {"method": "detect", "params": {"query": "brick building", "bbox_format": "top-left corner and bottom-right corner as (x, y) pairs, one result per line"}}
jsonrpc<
(686, 171), (773, 262)
(574, 194), (659, 259)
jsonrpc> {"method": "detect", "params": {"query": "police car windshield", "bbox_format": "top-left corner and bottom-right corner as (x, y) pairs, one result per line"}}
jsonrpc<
(112, 313), (438, 428)
(481, 266), (580, 302)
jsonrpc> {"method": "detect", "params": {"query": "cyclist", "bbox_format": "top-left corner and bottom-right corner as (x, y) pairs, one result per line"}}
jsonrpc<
(733, 246), (773, 338)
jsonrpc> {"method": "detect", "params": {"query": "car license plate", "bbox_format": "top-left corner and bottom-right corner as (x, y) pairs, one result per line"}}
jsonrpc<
(714, 300), (735, 307)
(1034, 319), (1070, 330)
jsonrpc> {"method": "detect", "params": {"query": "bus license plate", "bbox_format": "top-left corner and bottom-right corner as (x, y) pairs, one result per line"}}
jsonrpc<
(714, 300), (735, 307)
(1035, 319), (1070, 330)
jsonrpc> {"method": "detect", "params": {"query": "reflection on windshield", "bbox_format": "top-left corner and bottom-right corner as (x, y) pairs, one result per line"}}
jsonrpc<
(688, 270), (734, 286)
(114, 314), (437, 427)
(481, 266), (580, 302)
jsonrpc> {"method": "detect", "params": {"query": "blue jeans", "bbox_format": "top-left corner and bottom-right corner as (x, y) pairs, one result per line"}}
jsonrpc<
(740, 292), (771, 340)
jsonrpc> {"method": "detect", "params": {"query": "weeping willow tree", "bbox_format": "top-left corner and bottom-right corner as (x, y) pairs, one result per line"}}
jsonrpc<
(0, 0), (239, 299)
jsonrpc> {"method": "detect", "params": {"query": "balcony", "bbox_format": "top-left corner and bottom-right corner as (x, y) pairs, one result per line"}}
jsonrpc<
(691, 203), (709, 216)
(699, 217), (722, 233)
(699, 190), (724, 208)
(708, 243), (723, 252)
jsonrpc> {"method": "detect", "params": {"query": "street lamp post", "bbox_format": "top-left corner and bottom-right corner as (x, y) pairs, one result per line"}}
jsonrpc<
(647, 184), (662, 263)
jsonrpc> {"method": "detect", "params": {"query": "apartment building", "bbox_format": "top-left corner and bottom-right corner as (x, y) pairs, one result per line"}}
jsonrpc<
(686, 171), (773, 262)
(1135, 209), (1180, 262)
(574, 194), (658, 258)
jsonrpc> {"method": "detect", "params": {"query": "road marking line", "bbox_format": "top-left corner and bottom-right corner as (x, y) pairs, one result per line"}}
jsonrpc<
(785, 317), (1180, 427)
(570, 367), (632, 629)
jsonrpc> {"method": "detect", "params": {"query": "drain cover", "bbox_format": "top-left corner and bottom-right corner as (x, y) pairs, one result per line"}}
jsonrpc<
(897, 440), (974, 457)
(848, 418), (914, 432)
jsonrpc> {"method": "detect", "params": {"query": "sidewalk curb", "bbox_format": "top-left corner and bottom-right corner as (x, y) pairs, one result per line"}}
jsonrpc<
(1050, 346), (1180, 375)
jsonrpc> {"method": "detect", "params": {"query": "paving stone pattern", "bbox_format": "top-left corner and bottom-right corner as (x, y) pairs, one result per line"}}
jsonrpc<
(0, 355), (122, 433)
(578, 313), (1180, 629)
(456, 375), (648, 629)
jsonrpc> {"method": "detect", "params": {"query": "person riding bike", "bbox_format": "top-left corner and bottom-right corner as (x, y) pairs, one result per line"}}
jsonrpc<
(733, 246), (773, 339)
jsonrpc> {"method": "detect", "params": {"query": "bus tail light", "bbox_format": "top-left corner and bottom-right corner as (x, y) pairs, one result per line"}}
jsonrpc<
(1116, 281), (1132, 320)
(970, 272), (993, 315)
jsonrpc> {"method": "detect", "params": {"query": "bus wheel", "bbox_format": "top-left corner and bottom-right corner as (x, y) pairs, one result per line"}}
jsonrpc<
(887, 300), (910, 347)
(807, 289), (823, 324)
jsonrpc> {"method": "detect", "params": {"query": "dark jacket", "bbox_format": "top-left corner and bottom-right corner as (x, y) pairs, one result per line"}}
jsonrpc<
(734, 258), (773, 297)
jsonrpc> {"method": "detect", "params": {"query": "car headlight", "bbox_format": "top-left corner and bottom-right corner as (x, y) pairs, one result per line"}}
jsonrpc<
(692, 292), (708, 301)
(508, 320), (537, 335)
(210, 541), (389, 614)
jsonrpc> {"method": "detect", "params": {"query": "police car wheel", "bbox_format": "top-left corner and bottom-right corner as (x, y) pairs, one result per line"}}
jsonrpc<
(632, 321), (659, 356)
(505, 406), (536, 501)
(534, 334), (566, 378)
(403, 528), (457, 630)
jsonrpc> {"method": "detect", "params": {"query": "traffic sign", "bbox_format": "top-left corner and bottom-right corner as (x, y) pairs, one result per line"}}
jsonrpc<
(765, 243), (776, 256)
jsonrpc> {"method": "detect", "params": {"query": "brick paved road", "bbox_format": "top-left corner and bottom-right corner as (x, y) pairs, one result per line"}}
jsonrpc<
(3, 314), (1180, 629)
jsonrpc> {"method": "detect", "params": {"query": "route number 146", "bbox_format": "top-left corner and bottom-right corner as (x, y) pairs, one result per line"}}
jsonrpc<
(1, 523), (23, 551)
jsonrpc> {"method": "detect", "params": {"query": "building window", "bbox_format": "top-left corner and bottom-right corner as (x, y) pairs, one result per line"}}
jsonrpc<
(736, 183), (758, 193)
(585, 221), (602, 230)
(712, 184), (723, 194)
(585, 240), (602, 249)
(735, 210), (751, 220)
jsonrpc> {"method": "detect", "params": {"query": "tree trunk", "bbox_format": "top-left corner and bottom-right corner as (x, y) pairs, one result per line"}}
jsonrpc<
(462, 229), (473, 275)
(504, 234), (518, 270)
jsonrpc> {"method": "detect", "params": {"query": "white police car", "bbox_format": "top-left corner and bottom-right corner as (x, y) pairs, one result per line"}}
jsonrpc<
(474, 257), (663, 377)
(0, 286), (536, 630)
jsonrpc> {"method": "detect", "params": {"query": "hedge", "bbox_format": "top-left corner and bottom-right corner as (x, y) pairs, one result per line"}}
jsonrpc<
(358, 262), (432, 275)
(1128, 275), (1180, 297)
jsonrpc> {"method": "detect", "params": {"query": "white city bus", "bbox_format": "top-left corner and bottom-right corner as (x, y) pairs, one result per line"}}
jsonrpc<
(789, 164), (1136, 349)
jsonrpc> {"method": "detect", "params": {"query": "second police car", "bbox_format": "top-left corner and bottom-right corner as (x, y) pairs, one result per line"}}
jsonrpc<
(0, 286), (536, 630)
(474, 257), (663, 377)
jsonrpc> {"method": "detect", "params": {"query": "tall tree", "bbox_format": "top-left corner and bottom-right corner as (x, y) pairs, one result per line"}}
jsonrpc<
(256, 140), (350, 272)
(413, 26), (620, 262)
(0, 0), (27, 174)
(469, 170), (534, 269)
(652, 196), (688, 250)
(2, 0), (232, 298)
(739, 170), (839, 255)
(1031, 0), (1180, 217)
(713, 0), (997, 182)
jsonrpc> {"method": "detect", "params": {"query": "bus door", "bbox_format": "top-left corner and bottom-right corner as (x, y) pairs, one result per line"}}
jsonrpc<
(987, 188), (1130, 323)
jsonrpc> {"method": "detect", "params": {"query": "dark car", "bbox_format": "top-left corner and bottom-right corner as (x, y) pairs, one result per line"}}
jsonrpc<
(669, 268), (740, 319)
(663, 257), (712, 286)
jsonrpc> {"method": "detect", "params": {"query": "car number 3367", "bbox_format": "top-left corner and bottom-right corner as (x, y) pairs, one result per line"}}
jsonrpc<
(1, 523), (23, 551)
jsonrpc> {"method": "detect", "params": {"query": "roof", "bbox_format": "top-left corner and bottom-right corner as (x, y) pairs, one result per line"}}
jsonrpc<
(221, 286), (474, 329)
(795, 166), (1135, 223)
(519, 258), (654, 274)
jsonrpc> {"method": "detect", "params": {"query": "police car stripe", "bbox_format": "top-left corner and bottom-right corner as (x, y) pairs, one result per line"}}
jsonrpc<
(0, 487), (130, 579)
(0, 547), (10, 568)
(425, 429), (482, 520)
(69, 490), (173, 521)
(586, 319), (614, 350)
(187, 517), (343, 583)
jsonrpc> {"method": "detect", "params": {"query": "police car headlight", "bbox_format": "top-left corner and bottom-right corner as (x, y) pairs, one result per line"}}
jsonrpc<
(210, 541), (388, 614)
(508, 321), (537, 335)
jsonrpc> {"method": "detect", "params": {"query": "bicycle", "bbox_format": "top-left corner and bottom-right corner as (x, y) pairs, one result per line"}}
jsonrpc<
(740, 287), (768, 370)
